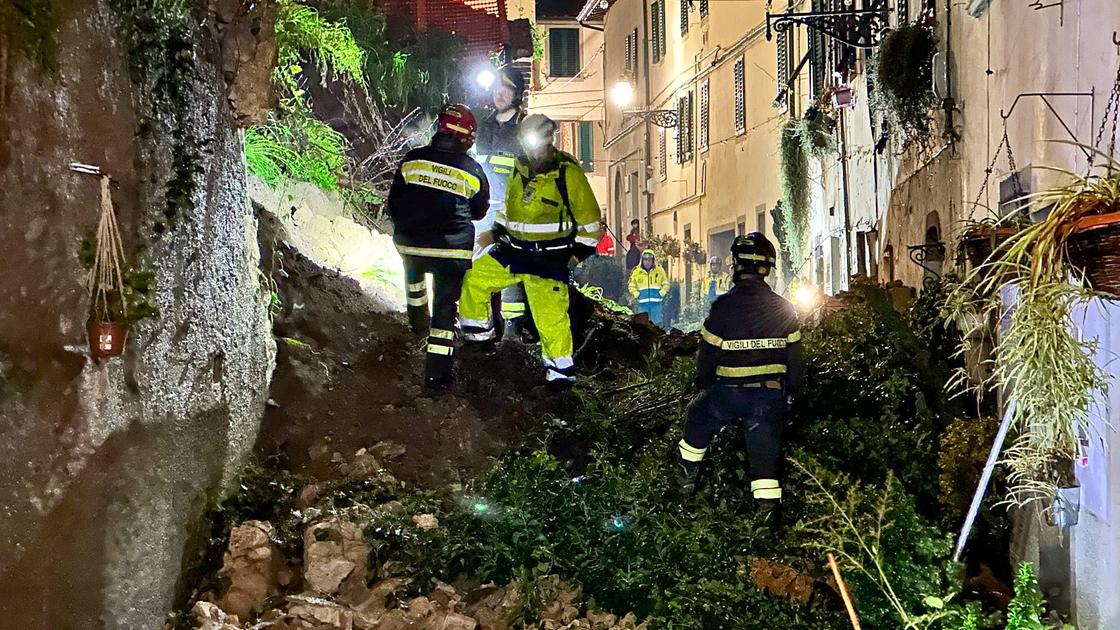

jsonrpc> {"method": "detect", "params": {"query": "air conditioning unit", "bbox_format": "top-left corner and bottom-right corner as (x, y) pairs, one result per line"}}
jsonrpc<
(932, 52), (950, 101)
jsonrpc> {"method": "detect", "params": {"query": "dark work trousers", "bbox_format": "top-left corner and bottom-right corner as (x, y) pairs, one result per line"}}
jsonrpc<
(681, 385), (786, 492)
(403, 255), (468, 384)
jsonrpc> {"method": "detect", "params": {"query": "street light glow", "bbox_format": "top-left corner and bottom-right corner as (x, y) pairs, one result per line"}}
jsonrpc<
(610, 80), (634, 107)
(476, 68), (496, 90)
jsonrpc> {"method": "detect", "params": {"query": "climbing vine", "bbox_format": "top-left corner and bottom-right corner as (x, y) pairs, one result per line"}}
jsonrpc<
(779, 118), (811, 268)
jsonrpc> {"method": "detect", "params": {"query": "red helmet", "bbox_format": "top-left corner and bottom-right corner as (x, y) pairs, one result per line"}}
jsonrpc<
(436, 104), (477, 143)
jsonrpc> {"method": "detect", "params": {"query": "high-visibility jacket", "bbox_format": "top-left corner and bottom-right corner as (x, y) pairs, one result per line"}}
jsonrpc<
(696, 276), (803, 392)
(491, 150), (602, 281)
(629, 256), (669, 304)
(474, 110), (523, 215)
(388, 137), (489, 259)
(704, 272), (730, 301)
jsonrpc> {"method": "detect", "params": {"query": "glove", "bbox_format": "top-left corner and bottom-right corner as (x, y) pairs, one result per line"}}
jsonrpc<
(476, 230), (495, 250)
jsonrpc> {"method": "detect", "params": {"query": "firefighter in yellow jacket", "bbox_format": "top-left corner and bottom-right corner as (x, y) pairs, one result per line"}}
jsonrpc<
(458, 114), (602, 389)
(628, 250), (669, 326)
(703, 256), (731, 306)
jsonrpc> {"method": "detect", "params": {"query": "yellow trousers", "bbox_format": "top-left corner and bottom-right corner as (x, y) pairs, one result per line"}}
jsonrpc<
(459, 254), (574, 382)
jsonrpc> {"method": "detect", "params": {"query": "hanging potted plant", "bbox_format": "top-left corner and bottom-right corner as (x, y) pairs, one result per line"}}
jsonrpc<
(84, 176), (158, 358)
(945, 148), (1115, 516)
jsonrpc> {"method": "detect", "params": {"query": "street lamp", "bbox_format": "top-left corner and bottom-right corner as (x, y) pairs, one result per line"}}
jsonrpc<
(794, 283), (819, 311)
(475, 68), (497, 90)
(610, 79), (634, 107)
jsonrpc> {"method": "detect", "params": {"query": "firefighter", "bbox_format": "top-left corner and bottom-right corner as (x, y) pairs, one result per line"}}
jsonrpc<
(387, 103), (489, 391)
(473, 66), (537, 342)
(703, 255), (731, 306)
(628, 249), (669, 326)
(458, 114), (602, 389)
(671, 232), (803, 522)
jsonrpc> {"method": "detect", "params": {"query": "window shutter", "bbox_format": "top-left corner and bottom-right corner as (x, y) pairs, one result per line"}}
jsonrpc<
(699, 0), (708, 19)
(632, 28), (639, 71)
(650, 2), (661, 63)
(897, 0), (909, 24)
(659, 128), (667, 180)
(734, 57), (746, 134)
(808, 1), (826, 99)
(680, 0), (689, 36)
(549, 29), (581, 77)
(686, 90), (694, 160)
(676, 96), (685, 163)
(658, 1), (666, 59)
(624, 33), (632, 71)
(699, 80), (709, 151)
(578, 121), (594, 171)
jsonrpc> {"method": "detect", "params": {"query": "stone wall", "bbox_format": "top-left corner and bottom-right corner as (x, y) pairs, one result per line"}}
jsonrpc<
(0, 0), (275, 626)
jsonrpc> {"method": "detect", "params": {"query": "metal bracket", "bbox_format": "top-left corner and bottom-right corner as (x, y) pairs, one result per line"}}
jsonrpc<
(765, 6), (890, 49)
(1000, 90), (1096, 160)
(908, 241), (945, 290)
(622, 109), (678, 128)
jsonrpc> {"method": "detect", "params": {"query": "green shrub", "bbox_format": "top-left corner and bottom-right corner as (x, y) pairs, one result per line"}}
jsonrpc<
(874, 24), (939, 148)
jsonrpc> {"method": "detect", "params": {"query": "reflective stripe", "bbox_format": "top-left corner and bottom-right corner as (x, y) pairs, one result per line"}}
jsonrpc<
(701, 326), (722, 346)
(575, 236), (599, 247)
(430, 328), (454, 340)
(542, 355), (574, 370)
(678, 439), (707, 462)
(396, 245), (473, 260)
(402, 160), (480, 198)
(459, 316), (491, 329)
(715, 364), (788, 378)
(545, 369), (575, 382)
(751, 479), (782, 500)
(479, 154), (517, 168)
(445, 122), (472, 136)
(463, 329), (496, 341)
(407, 296), (428, 306)
(427, 344), (453, 356)
(637, 297), (663, 304)
(497, 219), (570, 234)
(720, 337), (788, 351)
(738, 253), (778, 263)
(787, 330), (802, 343)
(408, 281), (426, 291)
(579, 221), (601, 232)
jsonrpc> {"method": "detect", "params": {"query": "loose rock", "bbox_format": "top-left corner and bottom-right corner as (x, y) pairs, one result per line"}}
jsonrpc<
(216, 520), (282, 619)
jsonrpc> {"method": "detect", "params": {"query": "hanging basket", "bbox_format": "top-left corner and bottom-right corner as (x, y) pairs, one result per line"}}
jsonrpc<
(961, 226), (1018, 269)
(1067, 211), (1120, 296)
(87, 321), (130, 358)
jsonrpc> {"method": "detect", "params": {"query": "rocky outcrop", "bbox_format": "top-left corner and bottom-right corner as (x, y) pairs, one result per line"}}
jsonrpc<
(0, 1), (274, 627)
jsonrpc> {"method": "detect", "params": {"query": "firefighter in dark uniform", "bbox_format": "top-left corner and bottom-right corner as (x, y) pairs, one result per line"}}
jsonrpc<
(672, 232), (803, 521)
(473, 66), (538, 343)
(387, 103), (489, 391)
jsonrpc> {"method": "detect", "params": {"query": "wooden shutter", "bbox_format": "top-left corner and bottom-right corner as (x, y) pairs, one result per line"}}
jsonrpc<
(658, 1), (666, 59)
(676, 95), (686, 163)
(651, 2), (661, 63)
(578, 121), (594, 171)
(549, 28), (580, 77)
(699, 80), (709, 151)
(734, 57), (745, 134)
(680, 0), (689, 36)
(659, 128), (667, 180)
(699, 0), (708, 19)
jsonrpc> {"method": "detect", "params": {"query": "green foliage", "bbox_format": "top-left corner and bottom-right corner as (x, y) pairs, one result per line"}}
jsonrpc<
(874, 24), (939, 148)
(246, 113), (351, 191)
(771, 202), (797, 288)
(276, 0), (367, 108)
(791, 280), (956, 510)
(1004, 563), (1046, 630)
(779, 118), (811, 268)
(317, 0), (464, 113)
(2, 0), (57, 66)
(530, 23), (546, 61)
(576, 284), (632, 315)
(796, 107), (838, 160)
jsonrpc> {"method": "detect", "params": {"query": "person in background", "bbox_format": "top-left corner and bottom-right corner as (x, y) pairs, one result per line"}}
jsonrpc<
(387, 103), (488, 391)
(628, 249), (669, 326)
(670, 233), (802, 526)
(458, 114), (603, 389)
(596, 221), (616, 256)
(625, 219), (642, 270)
(704, 255), (731, 306)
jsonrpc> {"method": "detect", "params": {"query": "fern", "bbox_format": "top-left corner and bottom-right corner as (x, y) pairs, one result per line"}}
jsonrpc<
(276, 0), (367, 101)
(246, 113), (350, 191)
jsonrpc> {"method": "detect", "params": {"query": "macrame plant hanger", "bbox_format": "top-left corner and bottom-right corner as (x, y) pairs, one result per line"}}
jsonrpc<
(88, 175), (128, 325)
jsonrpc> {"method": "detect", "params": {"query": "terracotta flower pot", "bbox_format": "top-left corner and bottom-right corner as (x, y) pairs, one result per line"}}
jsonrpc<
(1067, 211), (1120, 297)
(87, 321), (130, 358)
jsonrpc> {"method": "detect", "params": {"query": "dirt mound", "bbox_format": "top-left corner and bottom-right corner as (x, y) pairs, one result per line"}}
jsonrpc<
(255, 210), (559, 488)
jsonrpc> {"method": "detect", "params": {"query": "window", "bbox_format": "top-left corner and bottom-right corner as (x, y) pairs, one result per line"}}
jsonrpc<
(756, 206), (766, 233)
(734, 57), (746, 135)
(808, 1), (827, 100)
(680, 0), (689, 36)
(699, 0), (709, 19)
(698, 80), (709, 151)
(651, 1), (666, 63)
(658, 128), (667, 180)
(737, 218), (746, 235)
(675, 91), (693, 163)
(549, 28), (580, 77)
(624, 28), (640, 73)
(578, 121), (594, 171)
(776, 26), (789, 111)
(897, 0), (910, 25)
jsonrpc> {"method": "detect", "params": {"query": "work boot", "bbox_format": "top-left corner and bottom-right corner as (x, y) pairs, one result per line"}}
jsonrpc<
(756, 498), (783, 529)
(546, 378), (574, 393)
(670, 460), (700, 500)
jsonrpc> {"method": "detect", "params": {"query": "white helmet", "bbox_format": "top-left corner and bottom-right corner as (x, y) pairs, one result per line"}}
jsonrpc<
(519, 114), (558, 151)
